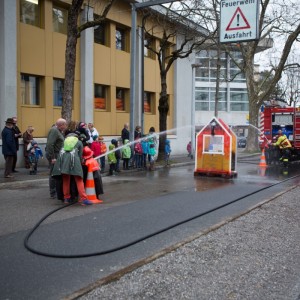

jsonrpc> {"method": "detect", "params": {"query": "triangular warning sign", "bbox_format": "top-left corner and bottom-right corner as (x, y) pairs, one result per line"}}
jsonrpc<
(226, 7), (250, 31)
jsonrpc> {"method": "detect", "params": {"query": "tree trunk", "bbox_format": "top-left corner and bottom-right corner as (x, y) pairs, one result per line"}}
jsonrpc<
(61, 0), (83, 123)
(158, 70), (169, 161)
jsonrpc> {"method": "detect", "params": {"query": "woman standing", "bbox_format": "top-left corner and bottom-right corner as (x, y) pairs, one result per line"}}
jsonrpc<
(22, 126), (34, 169)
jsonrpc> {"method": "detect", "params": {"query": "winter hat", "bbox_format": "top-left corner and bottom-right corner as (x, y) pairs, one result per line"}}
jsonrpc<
(92, 135), (98, 141)
(78, 122), (86, 128)
(31, 140), (38, 146)
(5, 118), (14, 124)
(82, 146), (94, 159)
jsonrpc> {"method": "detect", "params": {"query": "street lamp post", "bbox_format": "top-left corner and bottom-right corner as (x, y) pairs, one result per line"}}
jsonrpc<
(191, 63), (201, 159)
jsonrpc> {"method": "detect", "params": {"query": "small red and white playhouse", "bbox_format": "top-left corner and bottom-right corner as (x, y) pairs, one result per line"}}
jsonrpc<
(194, 117), (237, 178)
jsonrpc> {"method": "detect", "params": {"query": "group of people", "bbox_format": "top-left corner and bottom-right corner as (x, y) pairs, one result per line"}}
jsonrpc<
(110, 123), (171, 175)
(2, 117), (172, 204)
(46, 119), (106, 205)
(266, 129), (292, 166)
(1, 117), (45, 178)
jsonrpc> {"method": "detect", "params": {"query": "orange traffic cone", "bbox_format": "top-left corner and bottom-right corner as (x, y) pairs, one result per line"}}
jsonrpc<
(259, 149), (267, 167)
(85, 165), (103, 204)
(259, 166), (266, 176)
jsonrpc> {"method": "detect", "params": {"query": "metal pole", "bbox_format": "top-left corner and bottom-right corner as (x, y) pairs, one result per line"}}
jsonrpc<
(191, 64), (201, 159)
(129, 0), (178, 140)
(129, 4), (137, 142)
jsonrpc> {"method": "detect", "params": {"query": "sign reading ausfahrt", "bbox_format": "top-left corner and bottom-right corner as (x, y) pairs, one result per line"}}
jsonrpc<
(220, 0), (259, 43)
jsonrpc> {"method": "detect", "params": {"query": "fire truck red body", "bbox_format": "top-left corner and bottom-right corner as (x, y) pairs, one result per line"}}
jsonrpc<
(260, 104), (300, 164)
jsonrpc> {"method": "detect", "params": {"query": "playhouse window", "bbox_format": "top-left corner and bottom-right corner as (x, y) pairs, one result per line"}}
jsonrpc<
(203, 135), (224, 154)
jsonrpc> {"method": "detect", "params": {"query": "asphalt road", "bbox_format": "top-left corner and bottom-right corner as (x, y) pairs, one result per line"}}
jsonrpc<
(0, 160), (299, 299)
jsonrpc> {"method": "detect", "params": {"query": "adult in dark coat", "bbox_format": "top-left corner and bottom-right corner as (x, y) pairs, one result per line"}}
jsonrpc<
(121, 123), (130, 144)
(76, 122), (90, 146)
(1, 118), (17, 178)
(46, 118), (67, 199)
(12, 117), (22, 172)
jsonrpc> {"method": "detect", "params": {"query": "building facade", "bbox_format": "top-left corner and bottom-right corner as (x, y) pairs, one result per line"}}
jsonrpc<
(194, 49), (249, 137)
(0, 0), (197, 167)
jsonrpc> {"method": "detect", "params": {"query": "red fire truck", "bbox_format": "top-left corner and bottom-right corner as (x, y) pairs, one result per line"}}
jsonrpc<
(260, 103), (300, 165)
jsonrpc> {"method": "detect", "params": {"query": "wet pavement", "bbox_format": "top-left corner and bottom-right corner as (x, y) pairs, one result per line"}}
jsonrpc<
(1, 151), (300, 299)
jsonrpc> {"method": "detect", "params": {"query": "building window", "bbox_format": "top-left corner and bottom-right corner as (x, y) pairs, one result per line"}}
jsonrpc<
(94, 16), (107, 45)
(53, 4), (68, 34)
(116, 88), (128, 111)
(230, 88), (248, 111)
(20, 0), (40, 27)
(144, 92), (154, 113)
(195, 50), (227, 82)
(144, 35), (155, 59)
(116, 27), (127, 51)
(21, 74), (41, 106)
(195, 87), (227, 112)
(229, 51), (245, 82)
(94, 84), (107, 110)
(53, 79), (64, 106)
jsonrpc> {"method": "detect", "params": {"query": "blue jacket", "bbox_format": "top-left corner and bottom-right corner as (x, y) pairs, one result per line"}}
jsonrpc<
(141, 140), (149, 154)
(165, 140), (171, 154)
(1, 126), (17, 156)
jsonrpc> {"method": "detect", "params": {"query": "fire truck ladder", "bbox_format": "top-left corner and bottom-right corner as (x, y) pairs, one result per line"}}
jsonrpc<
(294, 109), (300, 148)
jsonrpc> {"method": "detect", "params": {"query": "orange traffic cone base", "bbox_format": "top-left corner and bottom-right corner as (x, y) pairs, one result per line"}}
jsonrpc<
(259, 149), (267, 167)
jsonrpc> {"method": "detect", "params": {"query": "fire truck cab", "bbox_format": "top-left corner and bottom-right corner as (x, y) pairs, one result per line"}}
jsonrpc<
(260, 103), (300, 165)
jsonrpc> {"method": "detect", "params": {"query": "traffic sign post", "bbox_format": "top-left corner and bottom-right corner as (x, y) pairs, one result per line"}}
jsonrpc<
(220, 0), (259, 43)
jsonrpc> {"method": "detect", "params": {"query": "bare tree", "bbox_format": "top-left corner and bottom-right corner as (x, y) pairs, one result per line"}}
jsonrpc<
(142, 3), (213, 159)
(189, 0), (300, 151)
(230, 1), (300, 151)
(281, 58), (300, 106)
(62, 0), (115, 122)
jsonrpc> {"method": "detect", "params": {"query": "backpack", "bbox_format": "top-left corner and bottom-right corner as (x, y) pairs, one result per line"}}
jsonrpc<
(63, 136), (78, 152)
(134, 142), (142, 154)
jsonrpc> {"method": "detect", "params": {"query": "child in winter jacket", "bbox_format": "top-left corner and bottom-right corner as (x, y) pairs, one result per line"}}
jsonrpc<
(90, 135), (101, 166)
(147, 130), (157, 171)
(107, 144), (117, 175)
(165, 139), (171, 166)
(122, 139), (131, 170)
(141, 137), (149, 169)
(28, 140), (43, 174)
(134, 138), (143, 168)
(98, 136), (107, 172)
(111, 139), (121, 172)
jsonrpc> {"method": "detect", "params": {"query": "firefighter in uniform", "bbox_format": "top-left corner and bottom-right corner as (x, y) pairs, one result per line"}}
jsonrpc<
(272, 130), (292, 165)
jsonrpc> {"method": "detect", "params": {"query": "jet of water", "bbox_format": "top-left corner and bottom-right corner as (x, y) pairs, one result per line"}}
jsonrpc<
(94, 125), (193, 160)
(248, 123), (269, 143)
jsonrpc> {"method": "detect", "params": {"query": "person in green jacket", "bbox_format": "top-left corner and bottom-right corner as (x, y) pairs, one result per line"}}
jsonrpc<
(107, 144), (117, 176)
(51, 133), (92, 205)
(122, 139), (131, 170)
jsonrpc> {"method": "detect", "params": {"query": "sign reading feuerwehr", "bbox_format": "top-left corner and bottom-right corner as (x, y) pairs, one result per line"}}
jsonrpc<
(220, 0), (259, 43)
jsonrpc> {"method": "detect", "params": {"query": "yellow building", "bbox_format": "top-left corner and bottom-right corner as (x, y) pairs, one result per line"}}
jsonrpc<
(1, 0), (203, 168)
(15, 0), (176, 137)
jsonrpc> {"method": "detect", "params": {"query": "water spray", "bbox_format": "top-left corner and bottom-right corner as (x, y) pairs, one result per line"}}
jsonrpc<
(94, 125), (192, 160)
(248, 124), (269, 143)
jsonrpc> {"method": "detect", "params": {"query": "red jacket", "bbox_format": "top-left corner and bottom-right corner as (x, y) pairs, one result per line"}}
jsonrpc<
(90, 141), (101, 157)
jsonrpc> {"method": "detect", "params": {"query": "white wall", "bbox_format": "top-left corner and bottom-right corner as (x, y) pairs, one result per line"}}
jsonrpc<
(170, 36), (195, 155)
